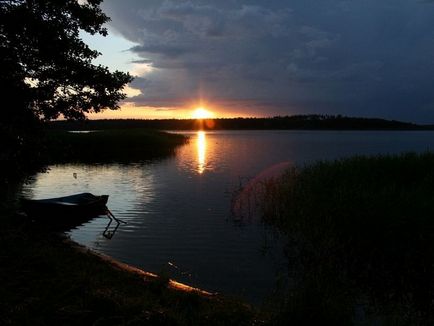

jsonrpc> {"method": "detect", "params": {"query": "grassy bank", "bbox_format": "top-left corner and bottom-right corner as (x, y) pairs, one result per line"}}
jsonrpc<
(258, 152), (434, 324)
(44, 129), (188, 163)
(0, 206), (256, 326)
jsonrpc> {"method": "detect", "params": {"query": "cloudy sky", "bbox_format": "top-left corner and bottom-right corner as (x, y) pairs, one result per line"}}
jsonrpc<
(85, 0), (434, 122)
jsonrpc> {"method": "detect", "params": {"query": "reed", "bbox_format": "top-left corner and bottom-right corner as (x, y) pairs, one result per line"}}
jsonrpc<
(259, 152), (434, 324)
(44, 129), (188, 163)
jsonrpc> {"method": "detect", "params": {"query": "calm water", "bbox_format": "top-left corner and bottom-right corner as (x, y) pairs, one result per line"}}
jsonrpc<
(21, 130), (434, 303)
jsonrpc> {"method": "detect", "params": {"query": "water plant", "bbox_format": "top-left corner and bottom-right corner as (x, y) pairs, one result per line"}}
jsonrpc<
(258, 152), (434, 324)
(44, 129), (188, 163)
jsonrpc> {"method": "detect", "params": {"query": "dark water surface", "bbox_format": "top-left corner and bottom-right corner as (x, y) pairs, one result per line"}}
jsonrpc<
(21, 130), (434, 303)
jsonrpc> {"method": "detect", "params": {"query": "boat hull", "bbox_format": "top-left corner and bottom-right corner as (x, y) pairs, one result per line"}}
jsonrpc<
(22, 193), (109, 229)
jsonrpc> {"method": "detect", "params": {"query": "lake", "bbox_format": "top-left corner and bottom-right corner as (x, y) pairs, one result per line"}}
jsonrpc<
(21, 130), (434, 304)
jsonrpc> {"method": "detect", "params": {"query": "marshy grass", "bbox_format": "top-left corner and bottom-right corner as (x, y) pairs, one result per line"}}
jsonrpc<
(257, 152), (434, 324)
(44, 129), (188, 163)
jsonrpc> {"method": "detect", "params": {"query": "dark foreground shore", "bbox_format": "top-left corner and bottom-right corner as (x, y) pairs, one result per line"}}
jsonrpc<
(0, 208), (256, 326)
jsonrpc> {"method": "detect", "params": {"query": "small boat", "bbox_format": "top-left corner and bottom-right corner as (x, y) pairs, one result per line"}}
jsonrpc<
(22, 193), (109, 228)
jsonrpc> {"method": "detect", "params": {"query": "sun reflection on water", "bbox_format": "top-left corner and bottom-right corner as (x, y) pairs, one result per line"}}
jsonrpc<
(197, 131), (207, 174)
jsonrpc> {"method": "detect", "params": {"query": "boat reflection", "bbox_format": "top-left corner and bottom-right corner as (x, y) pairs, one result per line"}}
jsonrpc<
(197, 131), (207, 174)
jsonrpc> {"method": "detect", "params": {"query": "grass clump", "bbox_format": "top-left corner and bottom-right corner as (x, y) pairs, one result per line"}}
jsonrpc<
(259, 152), (434, 324)
(44, 129), (188, 163)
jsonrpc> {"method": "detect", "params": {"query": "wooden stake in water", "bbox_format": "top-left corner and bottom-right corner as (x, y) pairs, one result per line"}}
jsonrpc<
(103, 208), (126, 239)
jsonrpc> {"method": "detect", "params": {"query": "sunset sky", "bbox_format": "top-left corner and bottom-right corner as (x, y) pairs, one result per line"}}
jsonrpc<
(85, 0), (434, 122)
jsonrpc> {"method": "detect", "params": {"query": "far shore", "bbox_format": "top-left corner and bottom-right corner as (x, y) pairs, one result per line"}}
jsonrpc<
(49, 115), (434, 131)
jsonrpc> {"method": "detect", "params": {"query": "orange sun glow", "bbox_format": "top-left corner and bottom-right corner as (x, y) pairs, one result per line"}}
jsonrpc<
(192, 107), (214, 119)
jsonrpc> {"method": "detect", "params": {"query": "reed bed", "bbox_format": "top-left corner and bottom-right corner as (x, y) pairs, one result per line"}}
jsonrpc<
(257, 152), (434, 324)
(44, 129), (188, 163)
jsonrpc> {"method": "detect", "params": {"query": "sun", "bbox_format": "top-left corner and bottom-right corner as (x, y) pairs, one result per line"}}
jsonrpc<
(192, 107), (214, 119)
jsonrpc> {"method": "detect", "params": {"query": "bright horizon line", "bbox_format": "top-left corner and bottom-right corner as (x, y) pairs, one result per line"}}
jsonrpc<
(59, 114), (429, 124)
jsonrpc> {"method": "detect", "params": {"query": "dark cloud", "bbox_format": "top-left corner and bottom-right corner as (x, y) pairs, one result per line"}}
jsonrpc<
(102, 0), (434, 122)
(130, 59), (154, 64)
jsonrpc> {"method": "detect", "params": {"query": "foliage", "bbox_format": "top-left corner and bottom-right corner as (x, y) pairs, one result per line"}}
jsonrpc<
(259, 153), (434, 324)
(0, 0), (134, 191)
(0, 0), (132, 122)
(0, 122), (46, 201)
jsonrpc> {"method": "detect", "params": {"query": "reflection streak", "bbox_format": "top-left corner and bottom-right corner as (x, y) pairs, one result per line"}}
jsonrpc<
(197, 131), (206, 174)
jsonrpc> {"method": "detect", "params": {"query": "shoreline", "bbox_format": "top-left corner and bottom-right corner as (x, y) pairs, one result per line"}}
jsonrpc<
(0, 211), (255, 325)
(62, 235), (216, 298)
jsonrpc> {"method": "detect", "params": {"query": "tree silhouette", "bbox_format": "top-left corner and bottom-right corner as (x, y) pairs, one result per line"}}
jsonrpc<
(0, 0), (132, 123)
(0, 0), (134, 188)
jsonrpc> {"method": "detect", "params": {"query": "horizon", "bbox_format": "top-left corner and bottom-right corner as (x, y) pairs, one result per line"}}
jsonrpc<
(76, 114), (428, 123)
(56, 114), (434, 128)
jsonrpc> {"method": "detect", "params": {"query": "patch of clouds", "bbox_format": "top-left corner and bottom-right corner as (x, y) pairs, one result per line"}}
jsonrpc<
(100, 0), (434, 122)
(123, 85), (142, 98)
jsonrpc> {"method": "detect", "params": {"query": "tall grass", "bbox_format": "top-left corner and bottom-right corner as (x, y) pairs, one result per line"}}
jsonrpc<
(259, 152), (434, 324)
(44, 129), (188, 163)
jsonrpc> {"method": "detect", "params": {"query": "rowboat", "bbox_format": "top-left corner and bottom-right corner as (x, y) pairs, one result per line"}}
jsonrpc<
(22, 193), (109, 228)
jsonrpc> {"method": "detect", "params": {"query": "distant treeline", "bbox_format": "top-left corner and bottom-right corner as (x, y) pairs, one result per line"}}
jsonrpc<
(50, 115), (434, 131)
